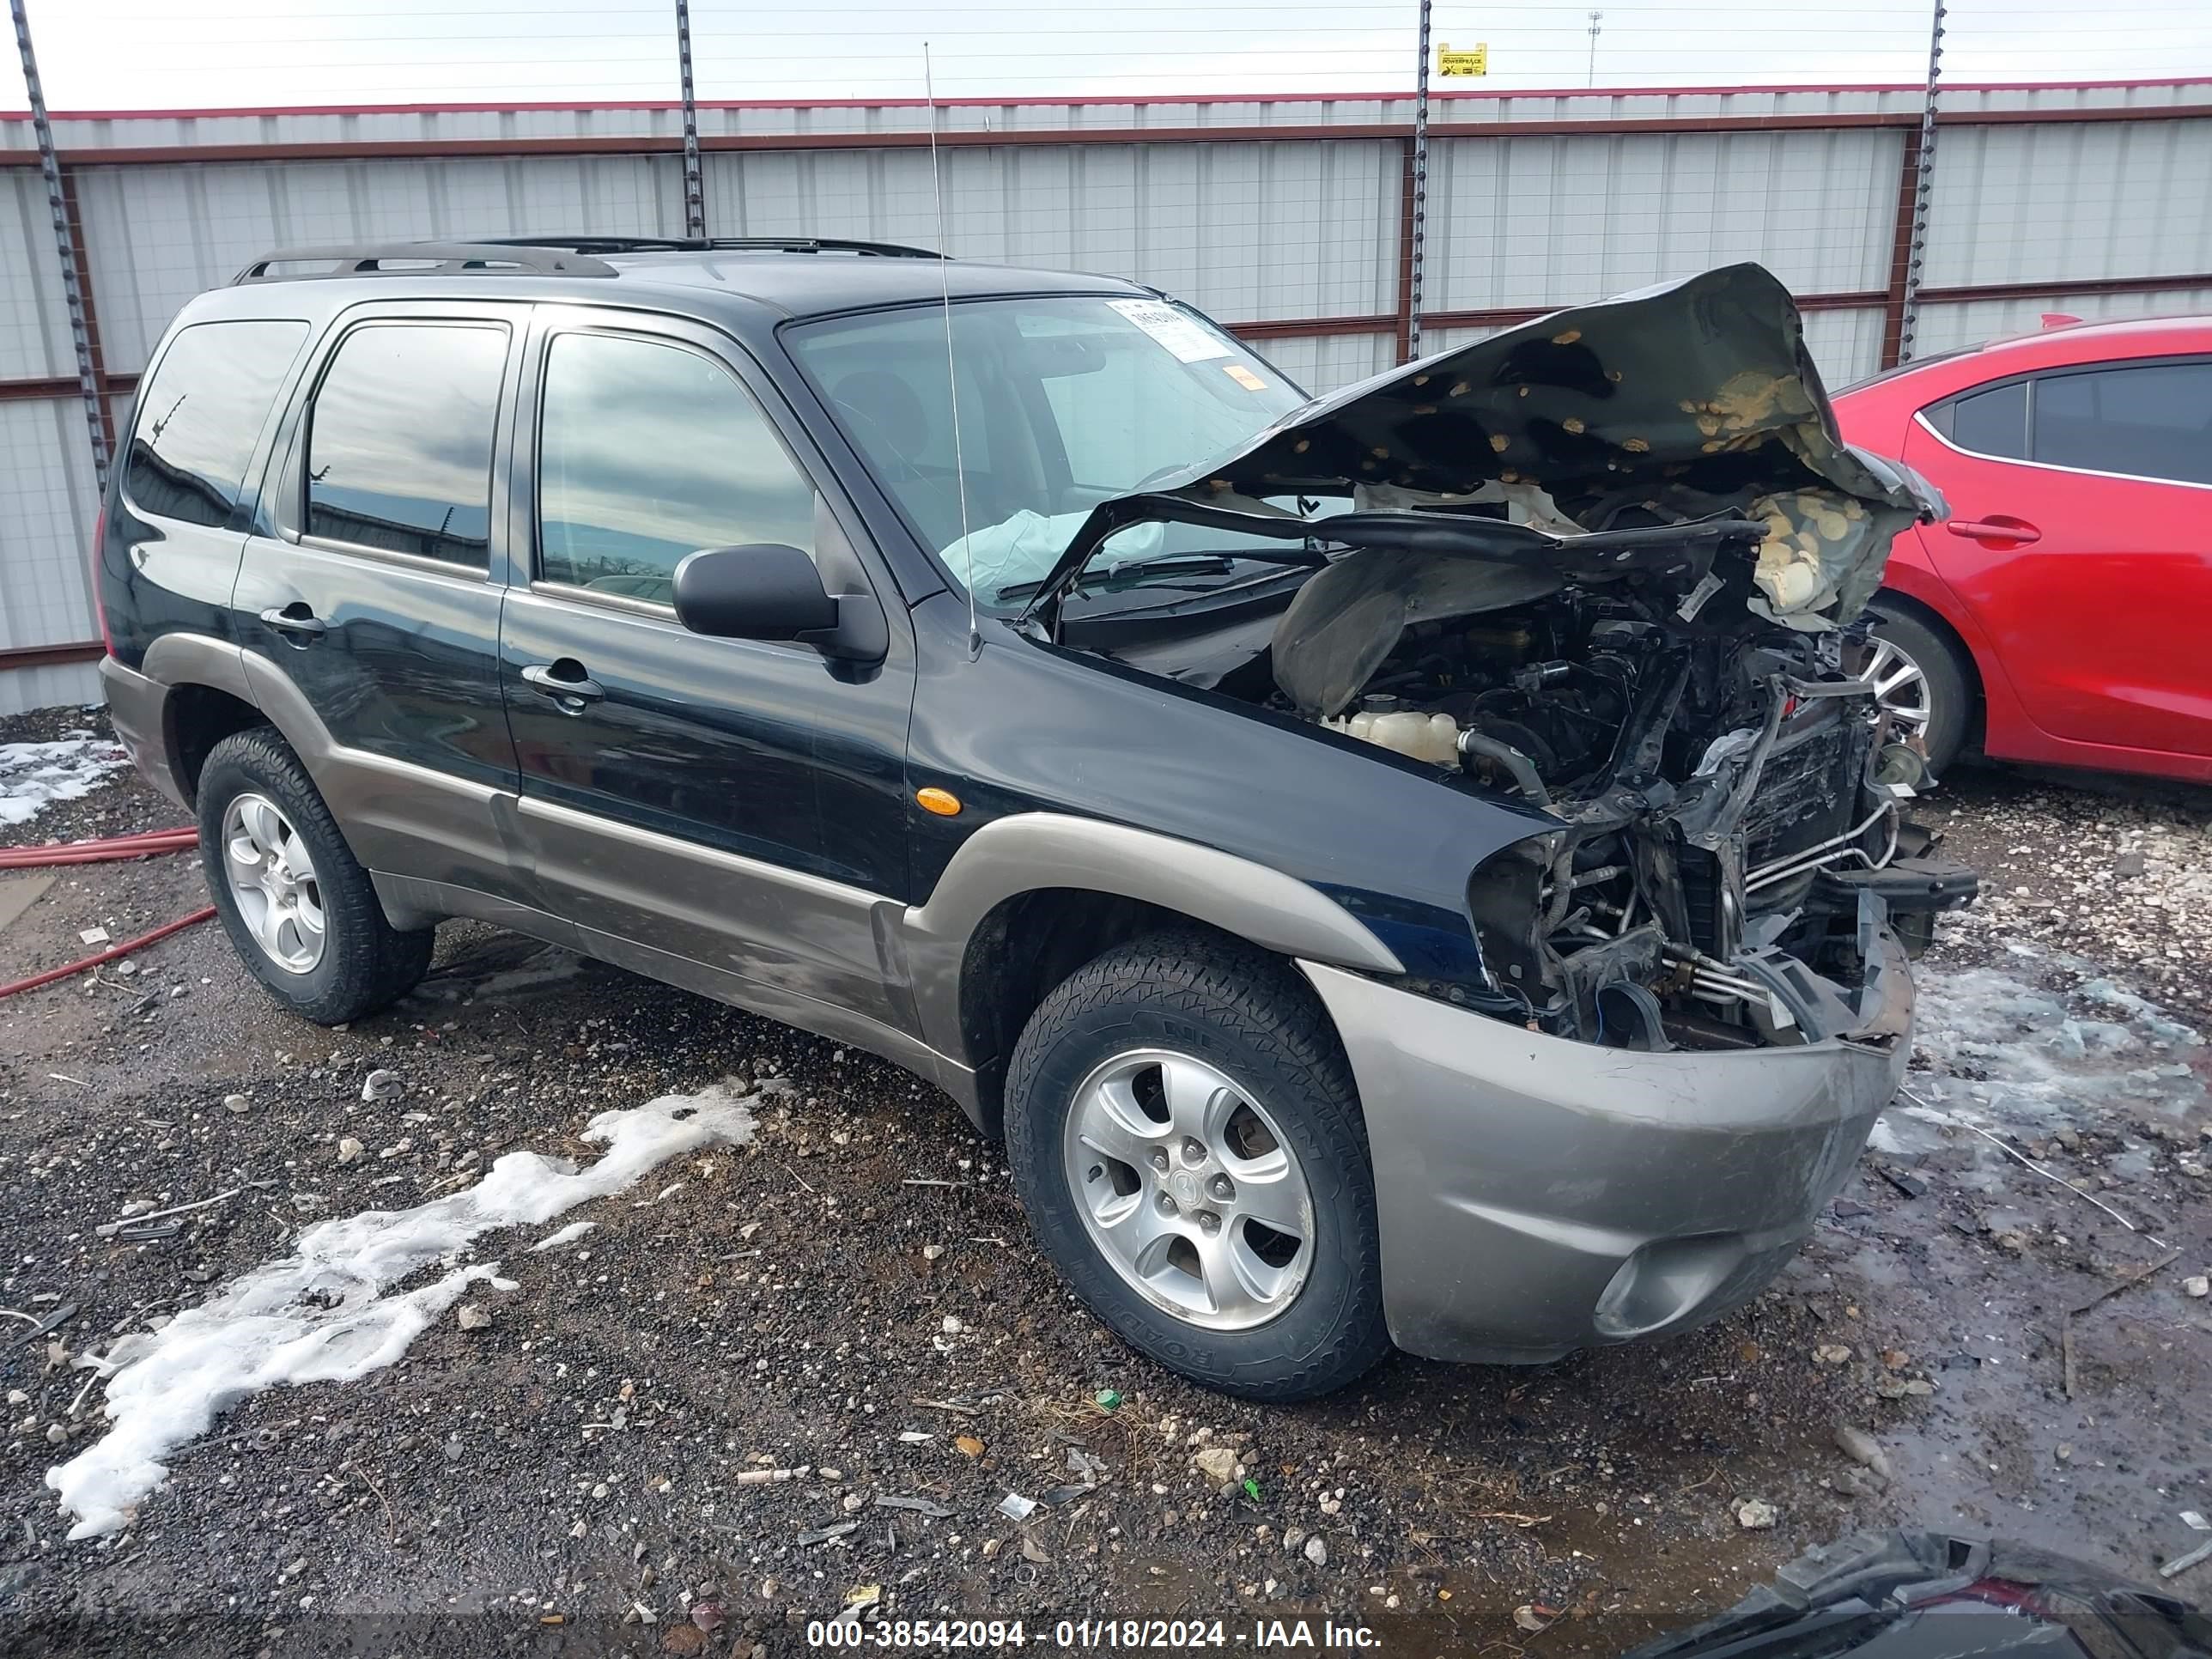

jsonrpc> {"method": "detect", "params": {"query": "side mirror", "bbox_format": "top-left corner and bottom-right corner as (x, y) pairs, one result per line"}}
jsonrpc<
(673, 544), (839, 641)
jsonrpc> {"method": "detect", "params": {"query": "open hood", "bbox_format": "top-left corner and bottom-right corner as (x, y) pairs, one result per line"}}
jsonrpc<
(1020, 263), (1942, 635)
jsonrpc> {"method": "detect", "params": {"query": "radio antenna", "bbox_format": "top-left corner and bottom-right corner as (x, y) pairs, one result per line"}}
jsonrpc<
(924, 42), (981, 659)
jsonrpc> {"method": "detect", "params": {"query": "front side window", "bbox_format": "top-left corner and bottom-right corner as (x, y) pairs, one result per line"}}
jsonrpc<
(787, 296), (1305, 610)
(305, 322), (507, 567)
(2031, 362), (2212, 487)
(536, 332), (817, 605)
(125, 319), (308, 527)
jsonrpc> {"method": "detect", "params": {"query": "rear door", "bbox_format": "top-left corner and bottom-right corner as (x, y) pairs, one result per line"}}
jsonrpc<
(233, 302), (531, 897)
(1902, 355), (2212, 756)
(498, 307), (915, 1030)
(101, 317), (311, 666)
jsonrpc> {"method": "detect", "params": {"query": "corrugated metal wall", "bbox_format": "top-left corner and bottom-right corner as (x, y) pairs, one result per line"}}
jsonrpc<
(3, 79), (2209, 713)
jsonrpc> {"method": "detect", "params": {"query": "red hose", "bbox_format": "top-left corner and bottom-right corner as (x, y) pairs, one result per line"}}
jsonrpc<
(0, 826), (198, 867)
(0, 906), (218, 999)
(0, 825), (214, 998)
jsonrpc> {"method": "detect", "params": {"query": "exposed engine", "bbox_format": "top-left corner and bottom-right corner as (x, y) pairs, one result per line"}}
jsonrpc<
(1027, 264), (1978, 1052)
(1302, 578), (1972, 1052)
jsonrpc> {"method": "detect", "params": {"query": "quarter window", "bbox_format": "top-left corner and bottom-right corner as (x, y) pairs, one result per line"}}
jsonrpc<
(125, 320), (308, 527)
(1932, 379), (2028, 460)
(2031, 362), (2212, 487)
(536, 332), (817, 605)
(305, 322), (507, 567)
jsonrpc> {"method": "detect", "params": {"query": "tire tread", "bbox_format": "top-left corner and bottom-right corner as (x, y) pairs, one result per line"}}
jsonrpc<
(1005, 929), (1389, 1401)
(196, 726), (434, 1024)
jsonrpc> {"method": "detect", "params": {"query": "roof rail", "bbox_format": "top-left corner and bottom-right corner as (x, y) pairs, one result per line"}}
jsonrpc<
(474, 234), (944, 259)
(233, 241), (619, 284)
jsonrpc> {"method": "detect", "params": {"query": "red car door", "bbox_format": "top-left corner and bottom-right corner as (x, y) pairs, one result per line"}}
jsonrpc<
(1901, 356), (2212, 757)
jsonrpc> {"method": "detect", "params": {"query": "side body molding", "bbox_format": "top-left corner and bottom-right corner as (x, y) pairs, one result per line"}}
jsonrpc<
(899, 811), (1407, 1067)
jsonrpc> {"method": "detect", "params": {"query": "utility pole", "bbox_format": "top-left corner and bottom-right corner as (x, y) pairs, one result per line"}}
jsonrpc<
(1896, 0), (1946, 362)
(674, 0), (707, 238)
(1586, 11), (1603, 88)
(1407, 0), (1431, 359)
(9, 0), (110, 491)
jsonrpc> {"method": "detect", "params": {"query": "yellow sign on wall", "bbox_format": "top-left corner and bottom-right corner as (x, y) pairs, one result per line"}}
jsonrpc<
(1437, 42), (1489, 76)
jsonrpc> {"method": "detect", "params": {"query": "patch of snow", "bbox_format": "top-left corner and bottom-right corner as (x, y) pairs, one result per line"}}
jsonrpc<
(46, 1085), (757, 1540)
(1883, 946), (2204, 1146)
(530, 1219), (598, 1253)
(0, 734), (130, 826)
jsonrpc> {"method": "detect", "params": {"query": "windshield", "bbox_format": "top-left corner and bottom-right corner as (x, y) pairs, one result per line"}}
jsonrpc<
(787, 295), (1307, 610)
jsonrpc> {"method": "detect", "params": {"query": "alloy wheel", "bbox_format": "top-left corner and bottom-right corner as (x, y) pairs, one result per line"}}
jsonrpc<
(1061, 1048), (1315, 1331)
(220, 792), (327, 975)
(1854, 633), (1935, 742)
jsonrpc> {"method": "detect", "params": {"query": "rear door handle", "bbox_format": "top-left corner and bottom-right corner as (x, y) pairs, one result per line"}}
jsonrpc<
(258, 604), (326, 640)
(520, 661), (605, 709)
(1946, 516), (2040, 545)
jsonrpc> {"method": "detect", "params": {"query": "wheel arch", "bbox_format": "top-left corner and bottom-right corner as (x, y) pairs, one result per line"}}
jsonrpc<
(899, 813), (1404, 1137)
(1867, 585), (1987, 749)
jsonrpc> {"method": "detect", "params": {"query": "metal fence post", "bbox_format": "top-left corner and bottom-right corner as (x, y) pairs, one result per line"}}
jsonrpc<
(1896, 0), (1947, 362)
(675, 0), (708, 238)
(1407, 0), (1431, 361)
(9, 0), (112, 492)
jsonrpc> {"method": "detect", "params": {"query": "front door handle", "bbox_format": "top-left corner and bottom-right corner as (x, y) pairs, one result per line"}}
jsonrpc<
(259, 604), (326, 640)
(520, 661), (605, 711)
(1946, 516), (2040, 546)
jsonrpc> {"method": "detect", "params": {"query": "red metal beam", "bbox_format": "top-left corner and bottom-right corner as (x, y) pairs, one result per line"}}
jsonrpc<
(1392, 137), (1418, 364)
(0, 641), (103, 671)
(5, 76), (2208, 124)
(6, 100), (2209, 170)
(55, 166), (116, 451)
(0, 369), (137, 404)
(1879, 128), (1925, 369)
(1, 281), (2204, 413)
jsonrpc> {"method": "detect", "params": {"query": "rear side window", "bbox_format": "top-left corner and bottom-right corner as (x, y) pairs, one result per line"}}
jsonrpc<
(305, 322), (508, 567)
(125, 320), (307, 526)
(536, 331), (817, 605)
(2032, 362), (2212, 487)
(1929, 379), (2028, 459)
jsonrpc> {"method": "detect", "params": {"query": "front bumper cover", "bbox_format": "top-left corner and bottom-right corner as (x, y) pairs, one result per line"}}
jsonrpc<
(1300, 929), (1912, 1364)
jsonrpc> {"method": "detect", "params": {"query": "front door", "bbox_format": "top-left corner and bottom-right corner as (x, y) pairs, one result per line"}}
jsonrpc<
(498, 310), (916, 1031)
(231, 304), (530, 898)
(1904, 355), (2212, 757)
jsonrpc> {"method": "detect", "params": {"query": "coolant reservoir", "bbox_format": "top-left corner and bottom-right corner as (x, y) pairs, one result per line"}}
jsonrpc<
(1322, 708), (1462, 769)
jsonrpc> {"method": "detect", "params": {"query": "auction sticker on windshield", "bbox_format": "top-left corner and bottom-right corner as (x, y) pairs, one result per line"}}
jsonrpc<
(1108, 298), (1232, 363)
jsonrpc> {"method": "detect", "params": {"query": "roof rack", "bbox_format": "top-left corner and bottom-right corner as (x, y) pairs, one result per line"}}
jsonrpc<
(233, 241), (619, 284)
(473, 234), (944, 259)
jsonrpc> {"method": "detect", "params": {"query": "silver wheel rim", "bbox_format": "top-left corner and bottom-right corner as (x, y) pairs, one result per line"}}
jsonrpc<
(1061, 1048), (1316, 1332)
(221, 793), (327, 975)
(1855, 634), (1934, 740)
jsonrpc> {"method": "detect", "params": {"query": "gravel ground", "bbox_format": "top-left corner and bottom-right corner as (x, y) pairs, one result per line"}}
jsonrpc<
(1, 707), (2207, 1658)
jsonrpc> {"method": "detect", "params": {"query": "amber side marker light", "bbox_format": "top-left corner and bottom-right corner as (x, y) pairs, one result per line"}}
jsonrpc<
(916, 787), (963, 817)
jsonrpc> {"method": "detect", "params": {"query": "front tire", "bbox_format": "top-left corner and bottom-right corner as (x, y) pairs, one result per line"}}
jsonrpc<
(1004, 931), (1390, 1401)
(196, 727), (434, 1024)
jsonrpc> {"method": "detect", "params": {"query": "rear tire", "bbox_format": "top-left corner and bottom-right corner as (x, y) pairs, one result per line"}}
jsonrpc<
(1004, 930), (1390, 1401)
(196, 727), (434, 1024)
(1863, 602), (1974, 777)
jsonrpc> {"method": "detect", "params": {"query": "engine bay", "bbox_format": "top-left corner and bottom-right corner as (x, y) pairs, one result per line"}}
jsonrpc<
(1023, 264), (1979, 1053)
(1292, 556), (1972, 1052)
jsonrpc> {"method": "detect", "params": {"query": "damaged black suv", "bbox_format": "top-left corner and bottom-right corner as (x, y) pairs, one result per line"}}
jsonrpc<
(97, 240), (1974, 1399)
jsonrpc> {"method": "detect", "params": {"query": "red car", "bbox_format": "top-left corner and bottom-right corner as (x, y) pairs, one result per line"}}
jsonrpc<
(1832, 316), (2212, 783)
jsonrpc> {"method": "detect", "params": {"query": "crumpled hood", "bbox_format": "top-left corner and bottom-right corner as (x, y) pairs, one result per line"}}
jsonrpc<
(1046, 263), (1942, 634)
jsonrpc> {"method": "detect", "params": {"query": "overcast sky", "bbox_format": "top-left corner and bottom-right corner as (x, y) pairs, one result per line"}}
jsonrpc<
(4, 0), (2207, 112)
